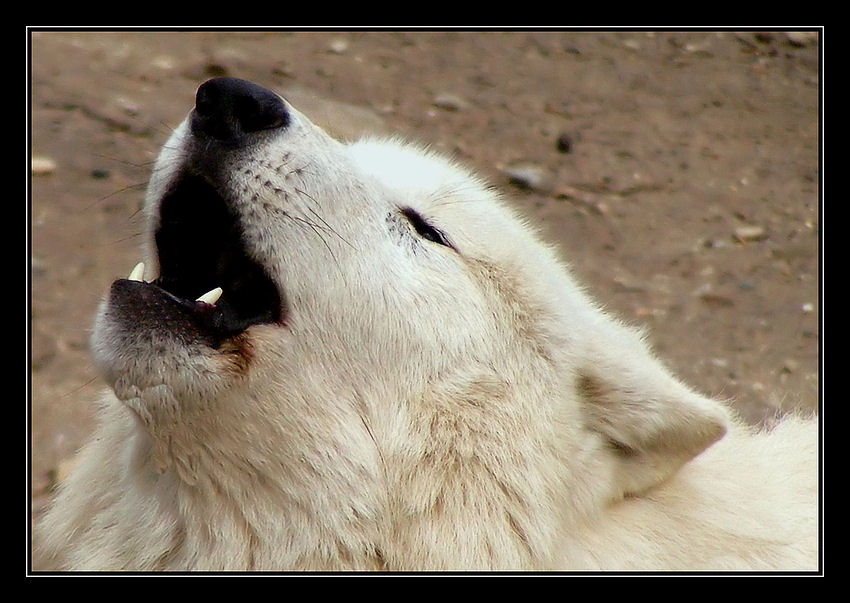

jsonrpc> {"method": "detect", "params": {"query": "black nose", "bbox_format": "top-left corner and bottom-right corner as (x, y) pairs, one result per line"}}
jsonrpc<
(190, 78), (289, 144)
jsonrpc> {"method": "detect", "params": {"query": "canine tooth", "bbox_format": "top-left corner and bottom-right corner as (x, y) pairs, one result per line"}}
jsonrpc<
(196, 287), (223, 305)
(128, 262), (145, 282)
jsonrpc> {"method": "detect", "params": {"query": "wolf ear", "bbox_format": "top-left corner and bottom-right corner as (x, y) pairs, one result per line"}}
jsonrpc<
(577, 346), (728, 498)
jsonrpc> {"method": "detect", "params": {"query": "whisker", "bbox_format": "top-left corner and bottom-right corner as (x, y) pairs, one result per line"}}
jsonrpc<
(286, 213), (344, 276)
(304, 205), (355, 250)
(83, 181), (149, 212)
(93, 229), (146, 248)
(90, 153), (158, 171)
(287, 160), (315, 180)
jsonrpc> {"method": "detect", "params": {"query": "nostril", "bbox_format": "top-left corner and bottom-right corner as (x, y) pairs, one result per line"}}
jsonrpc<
(191, 77), (289, 144)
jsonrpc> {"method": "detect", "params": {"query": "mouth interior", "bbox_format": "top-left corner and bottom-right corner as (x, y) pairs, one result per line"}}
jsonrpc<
(151, 174), (283, 341)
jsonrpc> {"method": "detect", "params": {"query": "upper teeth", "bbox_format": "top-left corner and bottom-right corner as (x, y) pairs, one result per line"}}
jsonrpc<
(126, 262), (223, 306)
(196, 287), (223, 305)
(128, 262), (146, 282)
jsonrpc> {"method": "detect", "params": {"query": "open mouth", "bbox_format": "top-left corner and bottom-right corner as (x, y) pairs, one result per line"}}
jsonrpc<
(115, 172), (284, 347)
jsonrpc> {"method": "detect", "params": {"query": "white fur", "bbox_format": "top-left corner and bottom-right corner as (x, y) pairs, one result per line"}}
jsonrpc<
(37, 85), (819, 572)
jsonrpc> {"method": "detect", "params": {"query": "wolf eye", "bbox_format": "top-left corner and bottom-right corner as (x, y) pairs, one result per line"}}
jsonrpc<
(401, 207), (452, 248)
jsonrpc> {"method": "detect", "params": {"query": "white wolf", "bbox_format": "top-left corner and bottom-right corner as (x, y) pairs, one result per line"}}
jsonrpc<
(37, 78), (819, 572)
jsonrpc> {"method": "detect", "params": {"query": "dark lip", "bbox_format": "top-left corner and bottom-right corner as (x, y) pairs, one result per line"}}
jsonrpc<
(108, 278), (224, 347)
(135, 170), (285, 346)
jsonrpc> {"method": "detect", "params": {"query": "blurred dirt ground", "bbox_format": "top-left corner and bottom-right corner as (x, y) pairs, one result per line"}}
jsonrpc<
(28, 30), (821, 566)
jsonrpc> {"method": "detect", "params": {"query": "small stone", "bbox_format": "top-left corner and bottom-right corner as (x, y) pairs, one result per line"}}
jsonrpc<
(433, 93), (470, 112)
(733, 225), (768, 242)
(503, 163), (551, 193)
(31, 155), (56, 175)
(328, 38), (349, 54)
(554, 185), (608, 215)
(703, 238), (729, 249)
(699, 292), (735, 308)
(556, 133), (573, 154)
(31, 255), (48, 277)
(782, 358), (800, 373)
(785, 31), (819, 47)
(151, 55), (176, 70)
(694, 283), (734, 308)
(612, 276), (645, 293)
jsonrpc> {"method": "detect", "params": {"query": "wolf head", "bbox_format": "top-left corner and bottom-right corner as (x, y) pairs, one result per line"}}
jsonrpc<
(89, 78), (727, 568)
